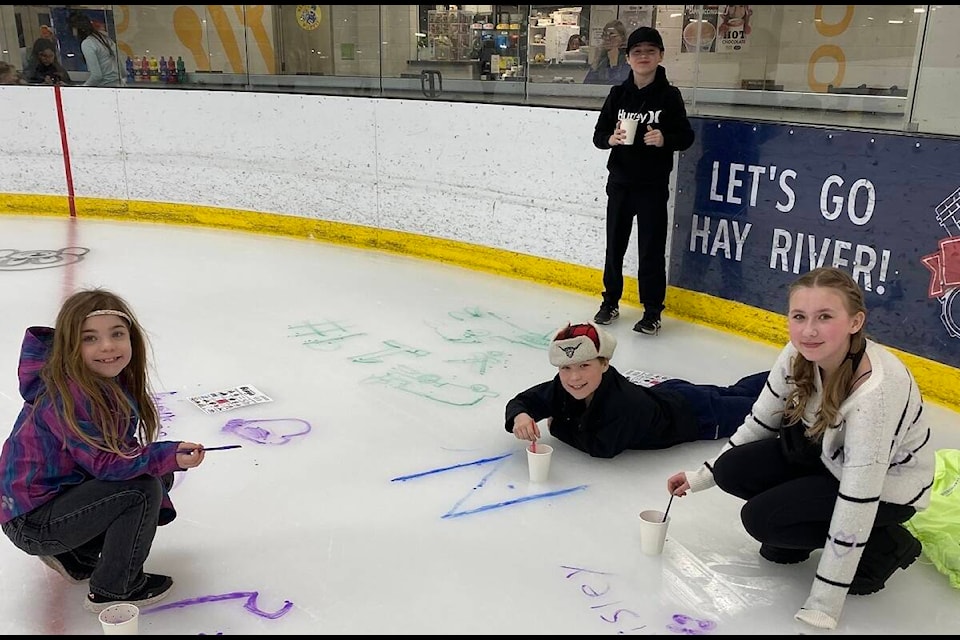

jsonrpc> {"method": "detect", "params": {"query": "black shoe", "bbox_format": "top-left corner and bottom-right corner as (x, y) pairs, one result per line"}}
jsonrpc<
(633, 311), (661, 335)
(84, 573), (174, 614)
(38, 554), (93, 584)
(593, 303), (619, 325)
(759, 544), (812, 564)
(848, 525), (921, 596)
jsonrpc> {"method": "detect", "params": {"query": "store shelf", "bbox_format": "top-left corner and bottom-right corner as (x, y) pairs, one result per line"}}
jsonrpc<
(427, 9), (473, 61)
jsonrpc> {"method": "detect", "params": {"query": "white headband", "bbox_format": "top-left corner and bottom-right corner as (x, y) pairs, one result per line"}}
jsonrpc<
(85, 309), (132, 323)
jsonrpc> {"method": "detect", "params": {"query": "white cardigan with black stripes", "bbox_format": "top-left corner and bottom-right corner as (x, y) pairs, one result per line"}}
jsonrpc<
(683, 339), (934, 628)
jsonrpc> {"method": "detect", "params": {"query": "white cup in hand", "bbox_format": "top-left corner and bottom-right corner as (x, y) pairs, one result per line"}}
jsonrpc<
(620, 119), (639, 145)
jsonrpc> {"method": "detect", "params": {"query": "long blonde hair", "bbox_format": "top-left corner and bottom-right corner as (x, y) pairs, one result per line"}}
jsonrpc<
(782, 267), (867, 440)
(38, 289), (159, 455)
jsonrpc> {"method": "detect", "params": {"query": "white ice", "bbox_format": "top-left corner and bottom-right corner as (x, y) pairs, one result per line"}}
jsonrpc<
(1, 215), (958, 635)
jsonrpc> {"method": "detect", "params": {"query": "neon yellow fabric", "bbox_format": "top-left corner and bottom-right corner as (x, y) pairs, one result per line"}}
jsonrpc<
(906, 449), (960, 589)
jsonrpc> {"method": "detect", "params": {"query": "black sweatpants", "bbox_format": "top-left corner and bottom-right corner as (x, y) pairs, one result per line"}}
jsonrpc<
(712, 438), (915, 550)
(600, 181), (669, 314)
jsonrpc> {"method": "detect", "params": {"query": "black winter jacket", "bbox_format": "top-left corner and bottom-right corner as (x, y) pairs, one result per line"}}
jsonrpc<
(504, 365), (699, 458)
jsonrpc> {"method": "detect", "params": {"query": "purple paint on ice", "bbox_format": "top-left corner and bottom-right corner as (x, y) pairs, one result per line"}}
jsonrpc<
(222, 418), (312, 445)
(142, 591), (294, 619)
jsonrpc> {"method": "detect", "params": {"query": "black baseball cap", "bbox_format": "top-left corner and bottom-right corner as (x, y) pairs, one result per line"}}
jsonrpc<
(627, 26), (664, 52)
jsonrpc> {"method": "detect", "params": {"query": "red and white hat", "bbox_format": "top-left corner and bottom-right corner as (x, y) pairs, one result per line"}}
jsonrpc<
(548, 322), (617, 366)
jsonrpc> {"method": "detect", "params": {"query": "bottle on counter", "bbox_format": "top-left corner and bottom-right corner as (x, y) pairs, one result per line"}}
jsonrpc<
(176, 56), (186, 84)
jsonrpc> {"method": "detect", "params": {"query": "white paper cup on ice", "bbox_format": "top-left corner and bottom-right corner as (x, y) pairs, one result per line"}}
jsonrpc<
(527, 443), (553, 482)
(99, 603), (139, 635)
(638, 509), (670, 555)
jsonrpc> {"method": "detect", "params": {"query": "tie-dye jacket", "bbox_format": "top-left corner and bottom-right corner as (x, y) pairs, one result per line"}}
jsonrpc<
(0, 326), (182, 525)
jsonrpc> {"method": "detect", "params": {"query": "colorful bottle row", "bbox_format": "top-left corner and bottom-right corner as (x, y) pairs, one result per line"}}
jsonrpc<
(125, 56), (187, 84)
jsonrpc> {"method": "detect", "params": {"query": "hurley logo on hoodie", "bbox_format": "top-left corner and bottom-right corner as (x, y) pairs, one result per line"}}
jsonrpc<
(618, 108), (662, 125)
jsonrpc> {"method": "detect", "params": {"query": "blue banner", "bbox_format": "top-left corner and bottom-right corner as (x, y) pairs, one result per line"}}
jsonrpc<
(673, 118), (960, 368)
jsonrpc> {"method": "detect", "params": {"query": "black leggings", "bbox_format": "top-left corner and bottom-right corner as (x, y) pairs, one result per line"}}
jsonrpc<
(712, 438), (915, 550)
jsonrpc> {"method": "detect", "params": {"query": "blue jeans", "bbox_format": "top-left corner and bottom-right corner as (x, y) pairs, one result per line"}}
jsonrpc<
(1, 475), (167, 599)
(657, 371), (769, 440)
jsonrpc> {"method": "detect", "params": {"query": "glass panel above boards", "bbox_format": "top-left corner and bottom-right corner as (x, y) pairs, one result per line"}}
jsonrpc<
(4, 5), (954, 135)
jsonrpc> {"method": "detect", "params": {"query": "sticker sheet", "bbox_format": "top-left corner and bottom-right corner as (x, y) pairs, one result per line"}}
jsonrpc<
(188, 384), (273, 414)
(620, 369), (672, 388)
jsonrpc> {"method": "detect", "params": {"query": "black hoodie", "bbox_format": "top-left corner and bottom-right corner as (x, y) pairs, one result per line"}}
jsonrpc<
(592, 65), (695, 188)
(504, 365), (699, 458)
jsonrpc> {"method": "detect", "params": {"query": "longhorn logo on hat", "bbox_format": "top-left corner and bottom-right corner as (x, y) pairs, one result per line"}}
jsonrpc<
(548, 322), (617, 366)
(559, 343), (582, 359)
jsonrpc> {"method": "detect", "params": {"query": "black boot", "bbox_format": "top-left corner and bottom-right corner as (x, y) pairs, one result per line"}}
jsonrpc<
(759, 544), (812, 564)
(849, 524), (921, 595)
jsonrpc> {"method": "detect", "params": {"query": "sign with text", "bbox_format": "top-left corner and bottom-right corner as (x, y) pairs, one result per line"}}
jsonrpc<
(672, 119), (960, 367)
(682, 5), (719, 53)
(716, 5), (751, 52)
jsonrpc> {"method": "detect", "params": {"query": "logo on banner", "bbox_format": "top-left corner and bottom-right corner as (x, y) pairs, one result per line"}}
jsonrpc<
(920, 187), (960, 339)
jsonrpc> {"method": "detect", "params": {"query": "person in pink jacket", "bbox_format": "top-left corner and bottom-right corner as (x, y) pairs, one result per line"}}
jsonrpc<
(0, 289), (206, 613)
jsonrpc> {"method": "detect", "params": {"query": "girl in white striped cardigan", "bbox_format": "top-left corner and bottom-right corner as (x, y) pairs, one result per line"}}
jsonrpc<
(666, 267), (934, 630)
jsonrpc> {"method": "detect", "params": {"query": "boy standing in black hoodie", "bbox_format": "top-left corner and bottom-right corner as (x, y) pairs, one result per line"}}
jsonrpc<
(591, 27), (694, 335)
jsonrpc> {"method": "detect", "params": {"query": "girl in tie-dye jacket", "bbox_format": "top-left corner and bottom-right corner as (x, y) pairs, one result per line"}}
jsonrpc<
(0, 289), (207, 614)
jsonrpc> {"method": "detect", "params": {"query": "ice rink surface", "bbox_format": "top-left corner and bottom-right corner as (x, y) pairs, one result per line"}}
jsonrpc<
(1, 214), (957, 635)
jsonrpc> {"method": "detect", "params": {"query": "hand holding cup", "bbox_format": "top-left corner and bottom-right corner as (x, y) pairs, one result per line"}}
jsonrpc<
(619, 118), (639, 145)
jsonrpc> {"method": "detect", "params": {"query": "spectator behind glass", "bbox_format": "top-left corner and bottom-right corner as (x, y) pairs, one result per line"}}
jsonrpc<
(0, 61), (26, 85)
(26, 39), (72, 85)
(566, 34), (586, 50)
(584, 20), (629, 84)
(23, 25), (57, 68)
(68, 12), (120, 87)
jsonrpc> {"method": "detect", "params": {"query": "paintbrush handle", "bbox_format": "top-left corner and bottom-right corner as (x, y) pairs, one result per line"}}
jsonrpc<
(179, 444), (242, 453)
(662, 493), (675, 523)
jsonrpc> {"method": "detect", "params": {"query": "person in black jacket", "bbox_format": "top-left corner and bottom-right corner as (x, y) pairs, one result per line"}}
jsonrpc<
(25, 39), (72, 85)
(591, 26), (695, 335)
(505, 322), (767, 458)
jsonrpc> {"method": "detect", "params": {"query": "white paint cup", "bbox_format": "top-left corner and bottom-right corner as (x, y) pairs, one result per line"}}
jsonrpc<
(527, 443), (553, 482)
(620, 118), (639, 145)
(638, 509), (670, 555)
(98, 603), (140, 635)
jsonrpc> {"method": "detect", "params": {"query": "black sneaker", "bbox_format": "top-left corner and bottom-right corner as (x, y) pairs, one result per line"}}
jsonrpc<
(849, 525), (921, 596)
(83, 573), (174, 614)
(38, 554), (93, 584)
(593, 303), (619, 325)
(759, 544), (812, 565)
(633, 311), (661, 335)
